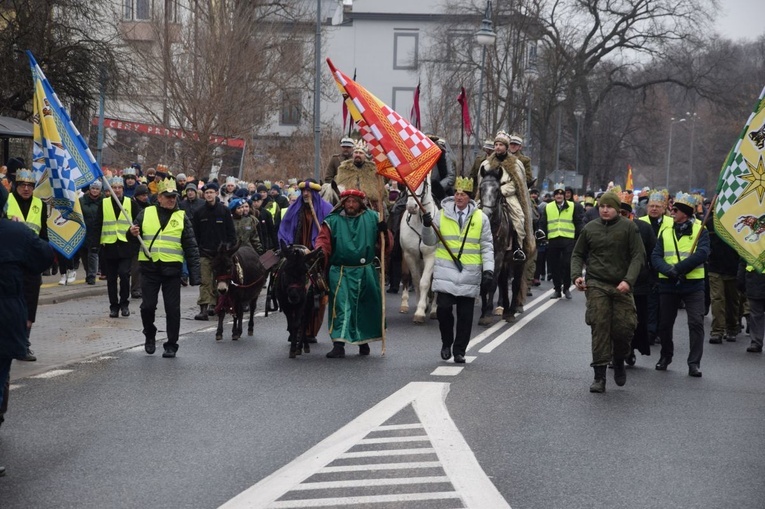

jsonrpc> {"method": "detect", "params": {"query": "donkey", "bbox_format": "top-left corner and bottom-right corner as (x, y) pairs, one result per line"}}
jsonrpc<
(210, 242), (267, 341)
(275, 242), (326, 358)
(399, 171), (438, 323)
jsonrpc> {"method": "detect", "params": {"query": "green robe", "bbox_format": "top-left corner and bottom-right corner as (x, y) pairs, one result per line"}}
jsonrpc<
(324, 209), (383, 344)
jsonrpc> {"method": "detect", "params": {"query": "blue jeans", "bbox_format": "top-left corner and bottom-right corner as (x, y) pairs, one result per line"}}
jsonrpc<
(0, 357), (12, 411)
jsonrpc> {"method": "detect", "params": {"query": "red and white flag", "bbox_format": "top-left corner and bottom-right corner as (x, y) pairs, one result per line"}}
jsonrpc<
(327, 59), (441, 190)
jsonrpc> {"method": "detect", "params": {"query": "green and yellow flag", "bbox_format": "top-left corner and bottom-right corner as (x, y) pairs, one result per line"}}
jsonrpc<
(714, 85), (765, 273)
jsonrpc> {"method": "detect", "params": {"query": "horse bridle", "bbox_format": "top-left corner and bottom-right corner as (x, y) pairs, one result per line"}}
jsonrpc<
(215, 254), (266, 289)
(404, 179), (433, 257)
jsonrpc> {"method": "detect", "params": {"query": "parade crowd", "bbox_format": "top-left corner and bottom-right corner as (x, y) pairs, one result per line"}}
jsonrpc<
(1, 131), (763, 475)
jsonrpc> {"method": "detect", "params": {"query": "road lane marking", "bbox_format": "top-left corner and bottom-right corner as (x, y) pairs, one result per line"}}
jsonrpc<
(31, 369), (73, 379)
(9, 384), (22, 391)
(431, 366), (464, 376)
(219, 382), (509, 509)
(465, 355), (477, 363)
(358, 435), (429, 444)
(479, 296), (560, 353)
(466, 290), (552, 352)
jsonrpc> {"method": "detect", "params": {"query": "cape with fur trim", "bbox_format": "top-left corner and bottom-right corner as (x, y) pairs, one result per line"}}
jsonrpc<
(335, 159), (385, 210)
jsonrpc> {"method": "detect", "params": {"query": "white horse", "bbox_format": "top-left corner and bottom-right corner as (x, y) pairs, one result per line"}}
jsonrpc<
(399, 172), (437, 323)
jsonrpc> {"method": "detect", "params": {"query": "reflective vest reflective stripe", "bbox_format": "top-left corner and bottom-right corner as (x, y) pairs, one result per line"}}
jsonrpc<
(545, 201), (575, 239)
(435, 209), (483, 266)
(747, 265), (754, 272)
(266, 200), (279, 219)
(100, 198), (132, 244)
(6, 194), (43, 235)
(138, 207), (186, 263)
(659, 222), (705, 279)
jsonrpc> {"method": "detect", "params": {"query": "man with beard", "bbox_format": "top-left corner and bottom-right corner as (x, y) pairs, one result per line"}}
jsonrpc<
(129, 179), (201, 358)
(314, 189), (391, 358)
(192, 181), (236, 321)
(278, 178), (333, 343)
(324, 137), (355, 184)
(98, 176), (136, 318)
(5, 169), (48, 362)
(477, 130), (534, 263)
(335, 140), (386, 213)
(540, 182), (584, 299)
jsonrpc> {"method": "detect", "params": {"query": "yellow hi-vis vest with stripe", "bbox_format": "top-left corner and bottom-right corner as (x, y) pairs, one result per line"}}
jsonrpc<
(100, 197), (132, 244)
(138, 207), (185, 263)
(659, 221), (705, 279)
(6, 194), (43, 235)
(545, 201), (575, 239)
(640, 214), (672, 236)
(435, 208), (483, 267)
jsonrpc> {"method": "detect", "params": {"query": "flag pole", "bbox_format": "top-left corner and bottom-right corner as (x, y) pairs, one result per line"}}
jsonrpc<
(101, 176), (151, 258)
(376, 177), (387, 356)
(460, 104), (465, 176)
(689, 194), (717, 254)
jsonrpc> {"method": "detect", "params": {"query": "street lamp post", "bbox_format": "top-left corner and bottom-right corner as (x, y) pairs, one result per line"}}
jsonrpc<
(313, 0), (322, 182)
(665, 116), (686, 190)
(687, 111), (698, 191)
(473, 1), (496, 158)
(574, 108), (584, 175)
(554, 92), (565, 173)
(525, 64), (538, 163)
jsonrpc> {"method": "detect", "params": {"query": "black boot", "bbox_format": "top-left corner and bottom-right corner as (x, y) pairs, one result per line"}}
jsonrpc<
(145, 336), (156, 355)
(162, 342), (178, 358)
(358, 343), (370, 356)
(590, 366), (607, 393)
(326, 342), (346, 358)
(613, 358), (627, 386)
(194, 304), (209, 321)
(655, 356), (672, 370)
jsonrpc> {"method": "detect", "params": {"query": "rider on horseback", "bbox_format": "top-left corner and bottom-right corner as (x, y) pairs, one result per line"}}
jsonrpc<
(478, 130), (534, 262)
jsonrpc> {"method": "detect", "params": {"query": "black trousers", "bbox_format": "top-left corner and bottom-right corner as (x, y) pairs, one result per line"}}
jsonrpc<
(140, 264), (182, 346)
(437, 292), (475, 357)
(658, 290), (705, 367)
(104, 256), (132, 309)
(546, 238), (574, 292)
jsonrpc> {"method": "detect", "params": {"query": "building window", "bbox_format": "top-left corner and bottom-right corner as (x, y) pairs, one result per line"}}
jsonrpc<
(393, 31), (418, 70)
(280, 89), (302, 126)
(392, 87), (416, 116)
(124, 0), (152, 21)
(446, 31), (473, 64)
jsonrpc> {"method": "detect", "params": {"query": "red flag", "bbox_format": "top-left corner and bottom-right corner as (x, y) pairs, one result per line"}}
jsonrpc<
(457, 87), (473, 137)
(327, 59), (441, 191)
(410, 82), (421, 130)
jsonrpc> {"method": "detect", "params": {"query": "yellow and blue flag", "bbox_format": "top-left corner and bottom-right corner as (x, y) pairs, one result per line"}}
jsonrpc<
(27, 51), (103, 258)
(714, 85), (765, 273)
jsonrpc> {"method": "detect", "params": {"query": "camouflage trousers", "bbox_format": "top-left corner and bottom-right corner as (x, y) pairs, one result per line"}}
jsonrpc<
(584, 279), (637, 366)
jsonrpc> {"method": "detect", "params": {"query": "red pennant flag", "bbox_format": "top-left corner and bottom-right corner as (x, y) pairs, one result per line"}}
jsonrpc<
(410, 82), (421, 130)
(327, 59), (441, 191)
(457, 87), (473, 137)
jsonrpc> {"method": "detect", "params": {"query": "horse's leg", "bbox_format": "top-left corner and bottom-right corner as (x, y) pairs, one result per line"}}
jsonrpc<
(421, 256), (436, 320)
(399, 257), (411, 314)
(247, 297), (256, 336)
(232, 300), (242, 340)
(412, 258), (428, 324)
(512, 262), (526, 313)
(288, 312), (298, 358)
(501, 261), (514, 321)
(215, 305), (224, 341)
(493, 253), (505, 316)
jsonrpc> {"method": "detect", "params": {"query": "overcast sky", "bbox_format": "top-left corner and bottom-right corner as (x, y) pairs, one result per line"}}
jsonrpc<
(709, 0), (763, 40)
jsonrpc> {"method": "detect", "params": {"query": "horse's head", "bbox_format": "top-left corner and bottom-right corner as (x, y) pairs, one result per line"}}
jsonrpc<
(279, 241), (324, 306)
(212, 241), (241, 294)
(479, 169), (502, 217)
(406, 171), (433, 214)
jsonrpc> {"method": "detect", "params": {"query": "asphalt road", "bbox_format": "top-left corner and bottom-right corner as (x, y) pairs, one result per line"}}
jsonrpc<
(1, 281), (763, 509)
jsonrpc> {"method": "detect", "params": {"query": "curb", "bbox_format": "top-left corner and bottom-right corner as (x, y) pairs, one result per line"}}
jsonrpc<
(38, 286), (109, 306)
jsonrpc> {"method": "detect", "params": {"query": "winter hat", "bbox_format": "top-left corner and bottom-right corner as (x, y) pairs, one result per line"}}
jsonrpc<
(185, 182), (198, 192)
(203, 182), (219, 192)
(89, 180), (103, 190)
(228, 198), (244, 211)
(598, 192), (621, 211)
(133, 184), (149, 197)
(175, 173), (187, 181)
(256, 184), (268, 192)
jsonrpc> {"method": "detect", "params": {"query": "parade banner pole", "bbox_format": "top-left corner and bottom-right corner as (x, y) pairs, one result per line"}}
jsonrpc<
(101, 176), (151, 258)
(689, 194), (717, 254)
(376, 178), (387, 356)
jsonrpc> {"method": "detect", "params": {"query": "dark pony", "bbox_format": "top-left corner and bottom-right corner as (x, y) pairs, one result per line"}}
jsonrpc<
(275, 241), (326, 358)
(478, 169), (525, 324)
(210, 242), (267, 341)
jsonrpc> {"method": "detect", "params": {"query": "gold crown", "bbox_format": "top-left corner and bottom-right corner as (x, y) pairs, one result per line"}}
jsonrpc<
(15, 169), (36, 184)
(674, 192), (697, 209)
(353, 139), (369, 153)
(454, 176), (474, 193)
(648, 189), (668, 203)
(157, 178), (178, 195)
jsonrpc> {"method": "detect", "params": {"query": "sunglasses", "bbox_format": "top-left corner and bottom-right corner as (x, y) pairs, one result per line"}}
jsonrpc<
(671, 207), (679, 212)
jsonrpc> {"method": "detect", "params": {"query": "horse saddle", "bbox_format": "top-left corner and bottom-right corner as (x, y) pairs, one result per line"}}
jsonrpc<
(259, 249), (280, 271)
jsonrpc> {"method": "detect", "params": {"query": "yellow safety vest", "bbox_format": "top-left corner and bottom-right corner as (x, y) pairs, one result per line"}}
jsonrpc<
(138, 207), (186, 263)
(640, 214), (672, 236)
(435, 208), (484, 267)
(100, 197), (132, 244)
(545, 201), (575, 239)
(6, 194), (43, 235)
(266, 200), (280, 220)
(659, 221), (705, 279)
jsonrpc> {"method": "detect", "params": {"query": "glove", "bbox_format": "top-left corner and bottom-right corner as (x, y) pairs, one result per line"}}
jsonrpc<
(666, 267), (680, 281)
(481, 270), (494, 289)
(422, 212), (433, 227)
(377, 221), (388, 234)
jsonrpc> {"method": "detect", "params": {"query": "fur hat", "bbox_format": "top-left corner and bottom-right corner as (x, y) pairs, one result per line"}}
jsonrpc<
(494, 130), (511, 147)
